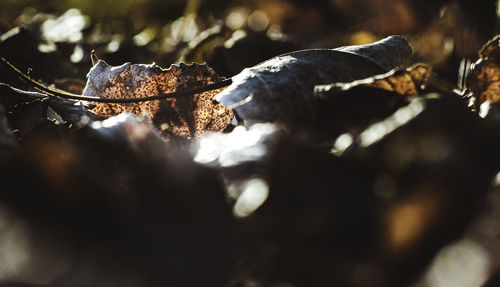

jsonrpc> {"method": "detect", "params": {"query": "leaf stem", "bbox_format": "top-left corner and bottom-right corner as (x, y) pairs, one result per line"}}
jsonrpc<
(0, 56), (232, 103)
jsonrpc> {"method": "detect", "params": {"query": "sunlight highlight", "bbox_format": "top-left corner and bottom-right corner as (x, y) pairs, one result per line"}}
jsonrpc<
(233, 178), (270, 217)
(331, 133), (353, 155)
(70, 45), (84, 63)
(226, 8), (249, 30)
(194, 123), (276, 167)
(248, 10), (269, 32)
(133, 27), (157, 47)
(493, 170), (500, 187)
(425, 240), (490, 287)
(0, 207), (30, 283)
(359, 98), (425, 147)
(41, 9), (89, 43)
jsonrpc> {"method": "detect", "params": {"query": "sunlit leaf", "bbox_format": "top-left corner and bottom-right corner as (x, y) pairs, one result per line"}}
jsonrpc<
(469, 35), (500, 108)
(83, 60), (234, 138)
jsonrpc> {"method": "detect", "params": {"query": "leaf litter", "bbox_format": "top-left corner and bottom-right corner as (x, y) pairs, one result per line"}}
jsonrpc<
(2, 6), (500, 286)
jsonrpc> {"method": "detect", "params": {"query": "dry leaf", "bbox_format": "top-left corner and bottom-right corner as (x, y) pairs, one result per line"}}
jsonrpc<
(83, 60), (234, 138)
(315, 63), (432, 97)
(470, 60), (500, 104)
(215, 35), (412, 125)
(470, 34), (500, 105)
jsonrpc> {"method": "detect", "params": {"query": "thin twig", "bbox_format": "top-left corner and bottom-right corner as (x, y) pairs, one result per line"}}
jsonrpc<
(0, 56), (232, 103)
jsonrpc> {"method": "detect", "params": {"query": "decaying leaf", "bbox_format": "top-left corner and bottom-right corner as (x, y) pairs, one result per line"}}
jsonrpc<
(83, 60), (234, 138)
(470, 34), (500, 105)
(470, 60), (500, 104)
(215, 35), (412, 125)
(315, 63), (432, 97)
(3, 4), (500, 287)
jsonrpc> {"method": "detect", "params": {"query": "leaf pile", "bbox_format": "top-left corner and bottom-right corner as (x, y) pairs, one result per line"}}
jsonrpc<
(2, 11), (500, 287)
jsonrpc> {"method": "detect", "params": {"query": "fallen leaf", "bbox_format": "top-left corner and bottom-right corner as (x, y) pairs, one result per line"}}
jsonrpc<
(83, 60), (234, 138)
(215, 35), (412, 125)
(470, 60), (500, 105)
(334, 35), (413, 71)
(469, 34), (500, 105)
(315, 63), (432, 97)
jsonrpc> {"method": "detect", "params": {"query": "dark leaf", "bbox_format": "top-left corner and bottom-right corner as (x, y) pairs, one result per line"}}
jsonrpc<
(215, 35), (412, 125)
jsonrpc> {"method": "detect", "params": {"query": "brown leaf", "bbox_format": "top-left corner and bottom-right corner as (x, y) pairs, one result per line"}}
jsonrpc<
(470, 59), (500, 104)
(83, 60), (234, 138)
(470, 34), (500, 105)
(315, 63), (432, 97)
